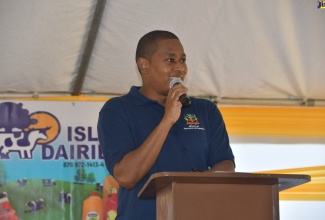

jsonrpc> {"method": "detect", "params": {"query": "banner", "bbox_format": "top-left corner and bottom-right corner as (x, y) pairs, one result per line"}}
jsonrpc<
(0, 101), (114, 220)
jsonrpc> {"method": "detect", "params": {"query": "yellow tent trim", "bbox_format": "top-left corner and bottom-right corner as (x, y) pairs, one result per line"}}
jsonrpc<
(219, 106), (325, 136)
(0, 95), (108, 102)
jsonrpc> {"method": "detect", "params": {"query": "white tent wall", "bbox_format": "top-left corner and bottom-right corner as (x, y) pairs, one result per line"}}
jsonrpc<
(0, 0), (325, 104)
(88, 0), (325, 100)
(0, 0), (97, 93)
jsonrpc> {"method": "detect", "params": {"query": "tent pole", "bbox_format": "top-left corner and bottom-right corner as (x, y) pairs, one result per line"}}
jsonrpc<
(72, 0), (107, 96)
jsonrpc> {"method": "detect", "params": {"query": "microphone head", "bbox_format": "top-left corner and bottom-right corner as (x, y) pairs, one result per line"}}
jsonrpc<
(169, 78), (183, 89)
(169, 78), (191, 107)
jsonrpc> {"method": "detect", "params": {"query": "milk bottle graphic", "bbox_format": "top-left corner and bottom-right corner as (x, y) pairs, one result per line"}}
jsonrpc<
(82, 192), (104, 220)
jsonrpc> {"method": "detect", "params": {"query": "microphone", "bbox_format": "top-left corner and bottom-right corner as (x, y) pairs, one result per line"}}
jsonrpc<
(169, 78), (191, 107)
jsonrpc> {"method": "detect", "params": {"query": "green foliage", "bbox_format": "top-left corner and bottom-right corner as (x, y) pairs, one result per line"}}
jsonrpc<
(0, 161), (7, 184)
(0, 179), (102, 220)
(74, 168), (87, 183)
(86, 172), (96, 184)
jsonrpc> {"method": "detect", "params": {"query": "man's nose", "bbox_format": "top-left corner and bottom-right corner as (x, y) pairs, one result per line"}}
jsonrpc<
(174, 61), (187, 72)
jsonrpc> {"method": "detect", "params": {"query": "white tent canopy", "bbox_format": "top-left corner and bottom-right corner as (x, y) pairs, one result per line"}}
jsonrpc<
(1, 0), (325, 106)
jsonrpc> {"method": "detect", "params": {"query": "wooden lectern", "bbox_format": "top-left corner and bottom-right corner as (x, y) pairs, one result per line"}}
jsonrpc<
(138, 172), (310, 220)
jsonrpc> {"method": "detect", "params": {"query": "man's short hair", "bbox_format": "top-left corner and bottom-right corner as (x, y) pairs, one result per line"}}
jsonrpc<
(135, 30), (179, 62)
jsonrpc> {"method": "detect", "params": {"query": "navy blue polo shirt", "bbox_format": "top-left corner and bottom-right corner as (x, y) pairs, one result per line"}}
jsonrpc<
(97, 86), (234, 220)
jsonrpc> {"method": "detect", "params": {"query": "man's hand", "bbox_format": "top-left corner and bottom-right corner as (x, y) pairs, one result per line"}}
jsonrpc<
(163, 83), (188, 125)
(209, 160), (235, 172)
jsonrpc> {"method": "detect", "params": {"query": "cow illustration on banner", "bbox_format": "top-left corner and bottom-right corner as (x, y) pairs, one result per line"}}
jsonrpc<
(0, 102), (60, 159)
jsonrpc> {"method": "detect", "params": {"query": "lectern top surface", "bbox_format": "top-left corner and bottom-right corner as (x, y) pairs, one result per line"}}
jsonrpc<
(138, 171), (311, 199)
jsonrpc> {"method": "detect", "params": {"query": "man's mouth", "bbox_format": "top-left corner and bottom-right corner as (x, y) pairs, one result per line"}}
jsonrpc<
(169, 76), (182, 81)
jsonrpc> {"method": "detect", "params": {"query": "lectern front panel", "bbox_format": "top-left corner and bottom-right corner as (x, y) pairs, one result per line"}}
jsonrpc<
(157, 182), (278, 220)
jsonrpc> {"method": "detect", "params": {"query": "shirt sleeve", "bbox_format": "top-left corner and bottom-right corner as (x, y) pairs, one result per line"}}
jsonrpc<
(207, 102), (235, 168)
(97, 99), (135, 176)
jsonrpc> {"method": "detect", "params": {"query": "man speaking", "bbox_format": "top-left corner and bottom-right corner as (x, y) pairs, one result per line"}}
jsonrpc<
(97, 30), (235, 220)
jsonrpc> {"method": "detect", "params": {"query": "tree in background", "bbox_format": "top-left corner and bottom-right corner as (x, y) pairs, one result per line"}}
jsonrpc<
(0, 102), (36, 132)
(86, 172), (96, 184)
(74, 167), (87, 183)
(0, 161), (7, 185)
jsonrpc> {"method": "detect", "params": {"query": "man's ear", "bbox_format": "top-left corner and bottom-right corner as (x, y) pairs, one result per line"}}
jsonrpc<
(137, 57), (149, 75)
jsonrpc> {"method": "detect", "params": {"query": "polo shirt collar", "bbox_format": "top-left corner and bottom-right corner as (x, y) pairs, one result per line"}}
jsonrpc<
(128, 86), (155, 106)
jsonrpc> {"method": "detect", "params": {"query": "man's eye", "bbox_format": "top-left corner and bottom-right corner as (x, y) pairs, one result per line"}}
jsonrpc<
(167, 58), (175, 62)
(181, 59), (186, 63)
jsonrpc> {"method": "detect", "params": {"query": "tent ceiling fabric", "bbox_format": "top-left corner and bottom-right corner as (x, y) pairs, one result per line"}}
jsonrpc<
(1, 0), (325, 104)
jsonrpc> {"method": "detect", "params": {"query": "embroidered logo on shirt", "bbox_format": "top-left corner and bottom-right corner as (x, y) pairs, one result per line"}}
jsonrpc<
(184, 114), (199, 125)
(184, 114), (205, 130)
